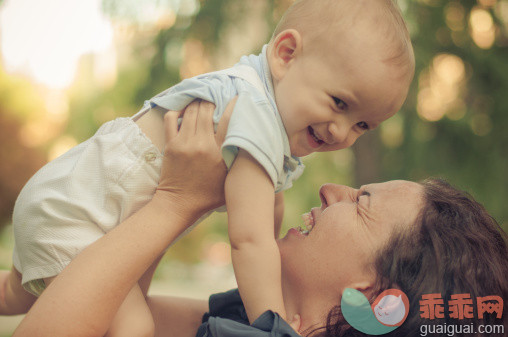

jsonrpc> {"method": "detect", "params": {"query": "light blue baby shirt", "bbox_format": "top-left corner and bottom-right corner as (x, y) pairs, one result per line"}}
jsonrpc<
(147, 45), (304, 192)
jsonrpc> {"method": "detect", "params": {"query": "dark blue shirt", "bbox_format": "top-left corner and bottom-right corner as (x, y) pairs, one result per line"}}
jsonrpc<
(196, 289), (301, 337)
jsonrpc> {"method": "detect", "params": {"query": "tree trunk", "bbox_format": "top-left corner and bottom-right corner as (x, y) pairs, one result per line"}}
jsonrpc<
(353, 129), (381, 187)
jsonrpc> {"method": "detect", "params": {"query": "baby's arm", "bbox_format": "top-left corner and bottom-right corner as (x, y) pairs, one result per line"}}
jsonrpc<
(274, 192), (284, 238)
(225, 149), (286, 323)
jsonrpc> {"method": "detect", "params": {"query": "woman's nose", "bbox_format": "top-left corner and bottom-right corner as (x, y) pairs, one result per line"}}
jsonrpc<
(319, 183), (356, 208)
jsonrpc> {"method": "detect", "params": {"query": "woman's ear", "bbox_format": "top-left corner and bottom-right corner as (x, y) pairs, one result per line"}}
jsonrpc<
(268, 29), (302, 81)
(345, 281), (374, 298)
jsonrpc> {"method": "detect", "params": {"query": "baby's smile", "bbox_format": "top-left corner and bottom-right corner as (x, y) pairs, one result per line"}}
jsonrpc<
(307, 126), (325, 149)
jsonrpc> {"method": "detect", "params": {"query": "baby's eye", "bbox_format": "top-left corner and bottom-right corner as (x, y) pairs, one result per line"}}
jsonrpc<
(357, 121), (370, 131)
(332, 96), (347, 110)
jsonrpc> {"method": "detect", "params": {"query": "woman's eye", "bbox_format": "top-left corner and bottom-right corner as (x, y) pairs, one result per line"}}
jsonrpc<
(357, 121), (370, 130)
(332, 96), (347, 110)
(356, 190), (370, 203)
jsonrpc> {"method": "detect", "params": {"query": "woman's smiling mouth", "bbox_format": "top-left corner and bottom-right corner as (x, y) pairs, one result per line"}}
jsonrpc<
(294, 211), (316, 236)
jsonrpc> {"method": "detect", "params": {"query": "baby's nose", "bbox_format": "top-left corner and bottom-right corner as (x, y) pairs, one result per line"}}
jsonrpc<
(327, 123), (349, 145)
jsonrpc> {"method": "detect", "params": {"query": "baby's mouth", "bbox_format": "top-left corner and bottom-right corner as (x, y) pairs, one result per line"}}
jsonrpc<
(308, 126), (324, 145)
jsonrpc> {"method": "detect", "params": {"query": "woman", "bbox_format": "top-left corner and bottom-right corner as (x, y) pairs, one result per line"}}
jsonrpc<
(12, 101), (508, 337)
(314, 178), (508, 337)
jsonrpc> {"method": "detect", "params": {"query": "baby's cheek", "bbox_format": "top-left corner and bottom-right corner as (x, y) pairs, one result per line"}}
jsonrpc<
(349, 132), (363, 146)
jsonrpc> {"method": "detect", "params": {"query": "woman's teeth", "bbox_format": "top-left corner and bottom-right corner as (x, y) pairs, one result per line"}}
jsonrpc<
(297, 212), (315, 236)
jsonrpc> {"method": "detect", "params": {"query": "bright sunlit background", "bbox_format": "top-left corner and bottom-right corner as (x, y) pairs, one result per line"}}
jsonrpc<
(0, 0), (113, 88)
(1, 0), (508, 334)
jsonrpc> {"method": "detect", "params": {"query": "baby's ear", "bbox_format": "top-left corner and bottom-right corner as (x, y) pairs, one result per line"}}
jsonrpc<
(269, 29), (302, 80)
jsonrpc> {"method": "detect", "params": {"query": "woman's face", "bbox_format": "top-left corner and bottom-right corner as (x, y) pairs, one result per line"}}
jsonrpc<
(278, 180), (424, 301)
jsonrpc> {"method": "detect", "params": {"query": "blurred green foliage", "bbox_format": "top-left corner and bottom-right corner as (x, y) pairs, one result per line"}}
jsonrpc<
(390, 0), (508, 232)
(1, 0), (507, 266)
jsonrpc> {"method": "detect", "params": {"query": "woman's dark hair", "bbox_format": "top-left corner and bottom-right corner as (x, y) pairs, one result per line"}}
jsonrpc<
(308, 178), (508, 337)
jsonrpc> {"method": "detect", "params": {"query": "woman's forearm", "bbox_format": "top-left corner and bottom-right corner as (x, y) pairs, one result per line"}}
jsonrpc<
(13, 194), (201, 337)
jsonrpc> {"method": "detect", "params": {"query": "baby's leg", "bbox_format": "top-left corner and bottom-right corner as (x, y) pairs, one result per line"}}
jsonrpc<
(138, 254), (163, 296)
(104, 283), (155, 337)
(0, 267), (37, 315)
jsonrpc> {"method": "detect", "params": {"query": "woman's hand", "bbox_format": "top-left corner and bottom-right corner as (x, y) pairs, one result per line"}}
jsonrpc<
(155, 99), (230, 219)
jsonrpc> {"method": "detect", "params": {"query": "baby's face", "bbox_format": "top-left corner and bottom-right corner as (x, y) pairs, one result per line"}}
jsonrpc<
(272, 31), (411, 157)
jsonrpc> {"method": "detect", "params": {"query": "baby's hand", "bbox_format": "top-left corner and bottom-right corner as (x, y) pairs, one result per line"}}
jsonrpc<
(287, 314), (302, 335)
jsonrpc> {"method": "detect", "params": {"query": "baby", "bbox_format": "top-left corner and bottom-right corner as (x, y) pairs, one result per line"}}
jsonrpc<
(0, 0), (414, 335)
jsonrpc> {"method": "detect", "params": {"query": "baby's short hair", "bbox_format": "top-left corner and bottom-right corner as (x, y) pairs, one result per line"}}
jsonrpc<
(271, 0), (415, 80)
